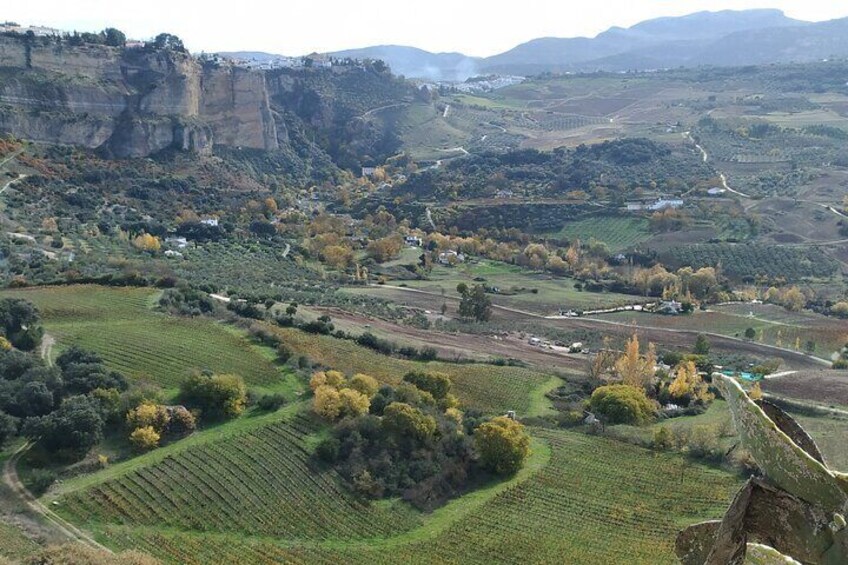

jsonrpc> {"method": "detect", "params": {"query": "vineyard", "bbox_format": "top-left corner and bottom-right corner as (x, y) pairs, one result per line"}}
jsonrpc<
(93, 428), (740, 564)
(270, 326), (553, 415)
(552, 216), (651, 251)
(661, 243), (840, 280)
(55, 413), (421, 540)
(0, 286), (283, 389)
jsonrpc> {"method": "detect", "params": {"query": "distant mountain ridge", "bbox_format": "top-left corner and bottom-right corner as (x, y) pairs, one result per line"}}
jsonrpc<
(275, 9), (846, 80)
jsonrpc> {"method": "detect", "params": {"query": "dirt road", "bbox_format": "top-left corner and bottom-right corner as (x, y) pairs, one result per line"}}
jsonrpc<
(362, 285), (829, 371)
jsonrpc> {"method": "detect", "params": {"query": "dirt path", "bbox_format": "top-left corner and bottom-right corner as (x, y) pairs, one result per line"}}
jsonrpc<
(39, 334), (55, 367)
(370, 285), (829, 370)
(682, 131), (751, 198)
(3, 443), (111, 553)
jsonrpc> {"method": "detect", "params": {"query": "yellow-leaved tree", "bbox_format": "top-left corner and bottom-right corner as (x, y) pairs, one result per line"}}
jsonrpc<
(129, 426), (160, 451)
(668, 361), (714, 404)
(132, 233), (161, 252)
(313, 385), (343, 420)
(614, 334), (656, 389)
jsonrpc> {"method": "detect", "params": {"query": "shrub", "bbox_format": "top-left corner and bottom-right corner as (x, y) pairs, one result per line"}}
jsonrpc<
(313, 385), (342, 420)
(24, 468), (57, 496)
(382, 402), (436, 441)
(166, 406), (196, 436)
(256, 394), (286, 411)
(339, 388), (370, 417)
(652, 426), (674, 450)
(178, 373), (247, 421)
(126, 403), (169, 433)
(474, 416), (531, 475)
(402, 371), (452, 400)
(349, 373), (379, 397)
(129, 426), (160, 451)
(833, 359), (848, 370)
(589, 384), (655, 425)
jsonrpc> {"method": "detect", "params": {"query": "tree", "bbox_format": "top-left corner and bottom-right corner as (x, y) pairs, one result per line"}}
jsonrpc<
(313, 385), (342, 420)
(321, 245), (354, 269)
(474, 416), (531, 475)
(152, 32), (186, 52)
(382, 402), (436, 442)
(129, 426), (160, 451)
(458, 284), (491, 322)
(103, 27), (127, 47)
(589, 384), (655, 425)
(132, 233), (161, 252)
(349, 373), (379, 397)
(744, 327), (757, 340)
(126, 403), (169, 433)
(0, 410), (17, 447)
(166, 406), (196, 437)
(339, 388), (370, 417)
(402, 371), (452, 400)
(831, 302), (848, 319)
(366, 236), (403, 263)
(0, 298), (42, 351)
(694, 334), (711, 356)
(23, 395), (104, 455)
(614, 334), (656, 389)
(668, 361), (713, 405)
(178, 374), (246, 421)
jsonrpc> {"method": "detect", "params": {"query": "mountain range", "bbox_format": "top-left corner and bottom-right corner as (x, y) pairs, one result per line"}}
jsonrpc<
(222, 9), (848, 80)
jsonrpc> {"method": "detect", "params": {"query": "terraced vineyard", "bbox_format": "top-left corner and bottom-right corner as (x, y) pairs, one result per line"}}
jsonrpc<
(56, 414), (421, 540)
(0, 286), (283, 389)
(270, 326), (553, 415)
(95, 429), (740, 564)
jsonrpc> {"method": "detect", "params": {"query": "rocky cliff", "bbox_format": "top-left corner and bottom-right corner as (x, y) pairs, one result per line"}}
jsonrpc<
(0, 36), (278, 157)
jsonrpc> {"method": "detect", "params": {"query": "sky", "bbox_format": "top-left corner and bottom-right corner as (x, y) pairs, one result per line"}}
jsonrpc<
(4, 0), (848, 57)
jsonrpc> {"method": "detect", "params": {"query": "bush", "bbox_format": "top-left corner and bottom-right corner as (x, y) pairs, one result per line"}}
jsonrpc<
(474, 416), (531, 475)
(129, 426), (160, 451)
(589, 384), (655, 425)
(402, 371), (452, 400)
(833, 359), (848, 370)
(178, 373), (247, 421)
(24, 468), (57, 496)
(256, 394), (287, 411)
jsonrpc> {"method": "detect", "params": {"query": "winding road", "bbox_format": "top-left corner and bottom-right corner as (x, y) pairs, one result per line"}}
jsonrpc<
(682, 131), (751, 198)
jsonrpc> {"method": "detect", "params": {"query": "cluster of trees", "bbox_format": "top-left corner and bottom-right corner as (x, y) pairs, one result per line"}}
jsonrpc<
(312, 370), (529, 509)
(585, 334), (715, 426)
(126, 402), (196, 451)
(178, 373), (247, 422)
(0, 338), (132, 460)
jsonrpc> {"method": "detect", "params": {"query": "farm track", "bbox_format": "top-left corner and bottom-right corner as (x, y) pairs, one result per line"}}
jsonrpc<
(3, 443), (112, 554)
(371, 285), (830, 370)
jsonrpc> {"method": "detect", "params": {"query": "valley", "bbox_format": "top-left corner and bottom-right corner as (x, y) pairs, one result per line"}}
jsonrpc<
(0, 10), (847, 565)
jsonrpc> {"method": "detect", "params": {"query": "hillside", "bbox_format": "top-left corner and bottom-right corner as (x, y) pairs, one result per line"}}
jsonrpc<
(316, 10), (848, 79)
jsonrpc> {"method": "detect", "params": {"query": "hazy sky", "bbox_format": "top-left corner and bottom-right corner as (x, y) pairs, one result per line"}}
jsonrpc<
(4, 0), (847, 56)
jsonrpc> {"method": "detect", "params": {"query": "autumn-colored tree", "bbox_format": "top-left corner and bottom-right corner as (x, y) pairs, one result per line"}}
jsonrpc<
(321, 244), (354, 269)
(349, 373), (379, 397)
(339, 388), (370, 417)
(831, 302), (848, 318)
(178, 373), (246, 421)
(668, 361), (713, 404)
(41, 217), (58, 232)
(313, 385), (343, 420)
(749, 382), (763, 400)
(402, 371), (452, 400)
(366, 236), (403, 263)
(474, 416), (531, 475)
(126, 403), (170, 433)
(132, 233), (161, 252)
(781, 286), (806, 312)
(310, 370), (345, 391)
(614, 334), (656, 388)
(166, 406), (196, 436)
(129, 425), (160, 451)
(382, 402), (436, 441)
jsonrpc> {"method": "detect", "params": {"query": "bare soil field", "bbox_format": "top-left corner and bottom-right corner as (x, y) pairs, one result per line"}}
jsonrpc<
(762, 371), (848, 407)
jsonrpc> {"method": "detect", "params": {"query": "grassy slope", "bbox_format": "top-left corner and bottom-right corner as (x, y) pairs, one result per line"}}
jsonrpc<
(0, 286), (286, 391)
(551, 216), (651, 252)
(269, 325), (554, 415)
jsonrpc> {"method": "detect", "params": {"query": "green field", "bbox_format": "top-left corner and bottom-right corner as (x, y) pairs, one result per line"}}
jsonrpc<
(270, 325), (558, 416)
(551, 216), (651, 251)
(0, 286), (288, 392)
(89, 428), (739, 564)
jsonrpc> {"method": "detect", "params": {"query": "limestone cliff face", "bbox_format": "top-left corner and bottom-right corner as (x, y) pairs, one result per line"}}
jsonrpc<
(0, 36), (277, 157)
